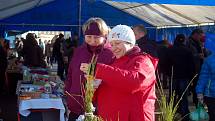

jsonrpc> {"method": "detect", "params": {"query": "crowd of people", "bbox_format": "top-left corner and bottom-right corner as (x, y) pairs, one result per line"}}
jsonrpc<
(0, 17), (215, 121)
(65, 18), (215, 121)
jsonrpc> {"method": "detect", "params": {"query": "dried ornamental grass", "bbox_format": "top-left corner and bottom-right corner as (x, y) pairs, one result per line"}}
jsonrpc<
(156, 68), (197, 121)
(84, 54), (103, 121)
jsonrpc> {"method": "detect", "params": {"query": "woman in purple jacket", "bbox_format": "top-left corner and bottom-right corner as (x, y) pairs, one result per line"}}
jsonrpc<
(65, 17), (114, 121)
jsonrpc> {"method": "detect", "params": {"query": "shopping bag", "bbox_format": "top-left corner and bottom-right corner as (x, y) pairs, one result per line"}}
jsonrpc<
(189, 103), (209, 121)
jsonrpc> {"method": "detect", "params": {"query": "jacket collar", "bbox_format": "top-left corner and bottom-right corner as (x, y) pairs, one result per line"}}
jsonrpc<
(125, 46), (141, 58)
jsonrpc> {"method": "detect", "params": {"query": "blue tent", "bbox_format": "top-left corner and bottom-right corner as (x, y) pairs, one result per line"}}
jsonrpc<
(0, 0), (151, 34)
(0, 0), (215, 43)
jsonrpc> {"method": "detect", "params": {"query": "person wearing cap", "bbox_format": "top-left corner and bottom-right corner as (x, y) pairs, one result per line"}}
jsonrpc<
(65, 17), (114, 121)
(80, 25), (158, 121)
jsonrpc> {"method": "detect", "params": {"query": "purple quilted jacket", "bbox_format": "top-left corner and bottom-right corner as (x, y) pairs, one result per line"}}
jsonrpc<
(65, 42), (114, 115)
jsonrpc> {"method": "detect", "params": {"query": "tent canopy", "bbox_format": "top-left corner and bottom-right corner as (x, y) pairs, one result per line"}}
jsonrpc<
(0, 0), (151, 31)
(105, 1), (215, 27)
(0, 0), (54, 20)
(0, 0), (215, 42)
(100, 0), (215, 6)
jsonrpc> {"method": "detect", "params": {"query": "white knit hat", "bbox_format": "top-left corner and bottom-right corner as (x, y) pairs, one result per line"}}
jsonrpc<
(108, 25), (136, 45)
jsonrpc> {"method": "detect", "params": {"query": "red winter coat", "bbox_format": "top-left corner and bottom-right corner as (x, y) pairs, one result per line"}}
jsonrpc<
(95, 46), (158, 121)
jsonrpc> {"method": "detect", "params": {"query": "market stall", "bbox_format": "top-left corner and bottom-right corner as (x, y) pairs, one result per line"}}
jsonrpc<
(16, 67), (66, 121)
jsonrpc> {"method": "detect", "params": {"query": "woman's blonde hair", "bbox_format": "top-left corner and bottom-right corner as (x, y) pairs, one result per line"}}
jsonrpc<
(82, 17), (109, 36)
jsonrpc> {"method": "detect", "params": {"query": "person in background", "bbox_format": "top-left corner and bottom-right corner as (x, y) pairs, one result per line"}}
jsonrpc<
(15, 37), (23, 59)
(22, 33), (46, 68)
(200, 34), (212, 57)
(80, 25), (158, 121)
(63, 37), (73, 76)
(65, 17), (114, 121)
(0, 38), (8, 93)
(52, 33), (65, 80)
(3, 39), (10, 52)
(71, 34), (79, 48)
(133, 24), (158, 58)
(45, 40), (52, 66)
(50, 36), (58, 65)
(157, 39), (171, 89)
(167, 34), (195, 121)
(187, 28), (207, 106)
(38, 39), (45, 54)
(196, 52), (215, 121)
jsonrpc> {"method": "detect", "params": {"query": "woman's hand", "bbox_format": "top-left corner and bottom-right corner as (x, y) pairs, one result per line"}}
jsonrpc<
(197, 93), (204, 104)
(80, 63), (89, 74)
(93, 79), (102, 89)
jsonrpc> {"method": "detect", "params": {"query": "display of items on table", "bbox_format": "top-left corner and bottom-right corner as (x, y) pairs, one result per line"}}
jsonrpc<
(18, 66), (64, 100)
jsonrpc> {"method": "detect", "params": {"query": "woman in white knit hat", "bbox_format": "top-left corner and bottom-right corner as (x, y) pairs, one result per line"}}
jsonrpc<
(80, 25), (158, 121)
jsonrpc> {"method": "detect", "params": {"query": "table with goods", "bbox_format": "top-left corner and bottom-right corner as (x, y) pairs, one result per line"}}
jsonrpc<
(16, 67), (66, 121)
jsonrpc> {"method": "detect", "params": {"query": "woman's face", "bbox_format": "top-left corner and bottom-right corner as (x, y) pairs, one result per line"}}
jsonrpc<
(85, 35), (105, 46)
(110, 40), (133, 59)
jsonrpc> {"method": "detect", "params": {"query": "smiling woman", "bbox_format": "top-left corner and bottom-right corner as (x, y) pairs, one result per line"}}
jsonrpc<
(80, 25), (158, 121)
(65, 17), (115, 121)
(84, 35), (105, 47)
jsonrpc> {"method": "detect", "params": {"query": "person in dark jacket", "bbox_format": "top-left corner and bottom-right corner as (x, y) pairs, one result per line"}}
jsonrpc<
(63, 37), (73, 76)
(187, 28), (207, 106)
(157, 39), (172, 88)
(71, 34), (79, 48)
(22, 33), (46, 68)
(167, 34), (195, 121)
(133, 24), (158, 58)
(0, 38), (8, 93)
(52, 33), (65, 80)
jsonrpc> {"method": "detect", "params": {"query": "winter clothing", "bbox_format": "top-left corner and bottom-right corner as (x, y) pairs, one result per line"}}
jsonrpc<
(187, 36), (205, 106)
(167, 40), (195, 119)
(172, 79), (190, 120)
(136, 36), (158, 58)
(95, 46), (158, 121)
(195, 54), (215, 121)
(65, 42), (114, 116)
(196, 54), (215, 98)
(167, 42), (195, 80)
(45, 43), (52, 57)
(52, 37), (65, 80)
(187, 37), (204, 73)
(0, 44), (7, 92)
(108, 25), (136, 45)
(22, 39), (46, 68)
(0, 44), (7, 70)
(85, 22), (102, 36)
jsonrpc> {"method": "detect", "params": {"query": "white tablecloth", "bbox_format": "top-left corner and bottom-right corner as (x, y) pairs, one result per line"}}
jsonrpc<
(19, 98), (65, 121)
